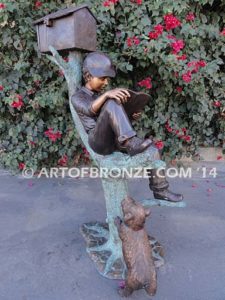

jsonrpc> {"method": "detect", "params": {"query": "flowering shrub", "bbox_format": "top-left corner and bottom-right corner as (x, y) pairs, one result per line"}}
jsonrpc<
(0, 0), (225, 171)
(86, 0), (225, 160)
(0, 0), (89, 171)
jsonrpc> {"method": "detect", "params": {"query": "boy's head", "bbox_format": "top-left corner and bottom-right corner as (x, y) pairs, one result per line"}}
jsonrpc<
(83, 52), (116, 92)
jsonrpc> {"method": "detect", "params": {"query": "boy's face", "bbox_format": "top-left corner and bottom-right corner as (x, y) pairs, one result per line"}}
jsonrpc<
(87, 76), (109, 92)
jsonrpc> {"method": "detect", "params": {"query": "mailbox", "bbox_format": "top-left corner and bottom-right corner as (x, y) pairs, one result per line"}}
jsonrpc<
(33, 4), (98, 53)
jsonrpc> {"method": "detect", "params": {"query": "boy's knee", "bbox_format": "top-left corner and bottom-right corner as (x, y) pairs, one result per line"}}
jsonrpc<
(103, 99), (121, 112)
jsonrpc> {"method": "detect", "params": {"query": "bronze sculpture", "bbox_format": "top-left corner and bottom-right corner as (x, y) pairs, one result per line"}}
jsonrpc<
(35, 3), (186, 283)
(115, 196), (157, 297)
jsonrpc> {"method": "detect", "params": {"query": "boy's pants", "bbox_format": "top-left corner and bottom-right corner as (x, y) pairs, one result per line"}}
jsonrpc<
(88, 99), (169, 192)
(88, 99), (136, 155)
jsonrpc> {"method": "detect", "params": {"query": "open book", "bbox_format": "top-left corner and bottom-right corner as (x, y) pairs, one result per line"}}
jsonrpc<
(123, 89), (150, 118)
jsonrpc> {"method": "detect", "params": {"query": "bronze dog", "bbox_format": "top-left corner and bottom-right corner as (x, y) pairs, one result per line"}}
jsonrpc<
(115, 196), (157, 297)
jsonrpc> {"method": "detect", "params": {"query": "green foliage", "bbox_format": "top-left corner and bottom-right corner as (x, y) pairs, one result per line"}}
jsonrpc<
(0, 0), (225, 171)
(0, 0), (88, 171)
(85, 0), (225, 159)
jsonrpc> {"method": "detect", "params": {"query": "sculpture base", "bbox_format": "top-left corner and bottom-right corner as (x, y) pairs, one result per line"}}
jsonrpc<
(80, 222), (164, 280)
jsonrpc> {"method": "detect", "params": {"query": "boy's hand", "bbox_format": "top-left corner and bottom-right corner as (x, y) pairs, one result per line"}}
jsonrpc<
(104, 88), (130, 105)
(132, 112), (142, 120)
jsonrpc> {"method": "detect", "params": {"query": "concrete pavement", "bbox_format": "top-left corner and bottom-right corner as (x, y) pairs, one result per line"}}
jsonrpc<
(0, 163), (225, 300)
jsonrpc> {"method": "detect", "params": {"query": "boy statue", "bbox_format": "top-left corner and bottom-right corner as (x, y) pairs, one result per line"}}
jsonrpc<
(71, 52), (183, 202)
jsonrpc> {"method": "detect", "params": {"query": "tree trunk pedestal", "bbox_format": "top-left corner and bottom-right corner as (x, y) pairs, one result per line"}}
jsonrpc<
(80, 221), (164, 279)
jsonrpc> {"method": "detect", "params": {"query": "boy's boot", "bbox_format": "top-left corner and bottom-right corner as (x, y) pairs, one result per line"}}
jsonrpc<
(121, 137), (152, 156)
(148, 169), (183, 202)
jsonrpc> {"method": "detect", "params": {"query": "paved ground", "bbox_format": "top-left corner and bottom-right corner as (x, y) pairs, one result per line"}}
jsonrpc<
(0, 163), (225, 300)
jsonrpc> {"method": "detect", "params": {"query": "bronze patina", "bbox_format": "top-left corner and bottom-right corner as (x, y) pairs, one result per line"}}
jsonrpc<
(34, 4), (186, 296)
(115, 196), (157, 297)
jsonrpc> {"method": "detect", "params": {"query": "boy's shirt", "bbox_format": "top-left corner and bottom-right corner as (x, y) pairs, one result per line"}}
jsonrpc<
(71, 86), (99, 133)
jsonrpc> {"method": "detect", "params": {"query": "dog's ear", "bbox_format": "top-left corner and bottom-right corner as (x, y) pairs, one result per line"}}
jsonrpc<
(145, 208), (151, 217)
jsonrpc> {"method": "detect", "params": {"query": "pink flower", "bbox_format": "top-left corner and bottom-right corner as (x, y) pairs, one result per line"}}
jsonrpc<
(187, 61), (195, 68)
(11, 96), (24, 108)
(171, 39), (185, 54)
(103, 1), (111, 6)
(148, 31), (160, 39)
(192, 183), (197, 188)
(197, 60), (206, 67)
(165, 125), (191, 142)
(133, 36), (140, 45)
(217, 155), (223, 160)
(184, 135), (191, 142)
(220, 28), (225, 36)
(18, 163), (25, 170)
(176, 87), (183, 93)
(29, 141), (36, 146)
(82, 147), (90, 156)
(35, 1), (42, 8)
(58, 155), (68, 166)
(188, 60), (206, 73)
(130, 0), (142, 4)
(165, 121), (173, 133)
(186, 12), (195, 22)
(137, 77), (152, 89)
(188, 61), (199, 73)
(164, 14), (181, 31)
(55, 131), (62, 139)
(0, 85), (3, 91)
(44, 128), (62, 142)
(103, 0), (119, 6)
(126, 36), (140, 47)
(155, 140), (164, 150)
(148, 24), (164, 40)
(182, 71), (192, 83)
(126, 37), (132, 47)
(213, 101), (221, 107)
(0, 3), (6, 9)
(154, 24), (164, 34)
(176, 54), (187, 60)
(11, 94), (24, 108)
(179, 135), (191, 142)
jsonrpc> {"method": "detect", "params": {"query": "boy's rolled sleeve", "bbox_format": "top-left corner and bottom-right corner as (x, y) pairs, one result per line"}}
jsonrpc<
(71, 95), (96, 117)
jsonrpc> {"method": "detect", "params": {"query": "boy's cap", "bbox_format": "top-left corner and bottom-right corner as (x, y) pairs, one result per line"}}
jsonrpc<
(83, 52), (116, 78)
